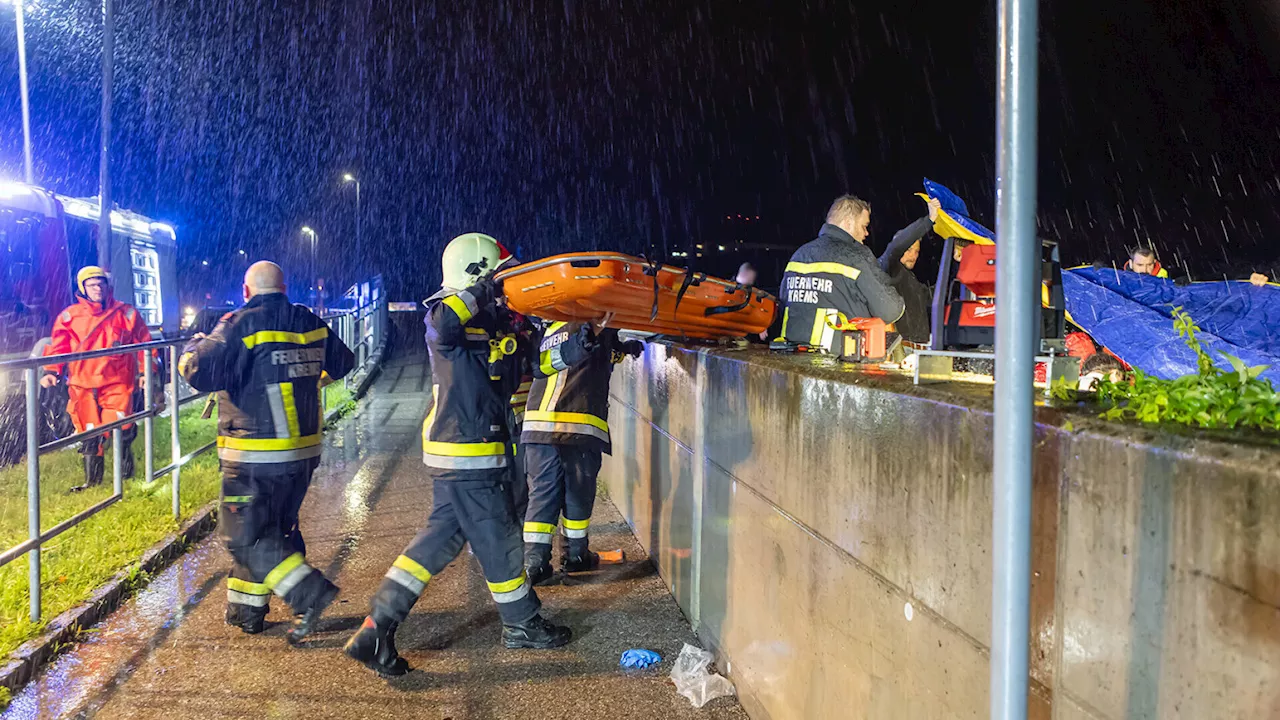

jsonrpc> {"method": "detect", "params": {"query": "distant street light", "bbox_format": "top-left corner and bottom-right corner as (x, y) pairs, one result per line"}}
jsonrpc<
(301, 226), (319, 310)
(341, 173), (362, 267)
(10, 0), (33, 183)
(201, 260), (208, 266)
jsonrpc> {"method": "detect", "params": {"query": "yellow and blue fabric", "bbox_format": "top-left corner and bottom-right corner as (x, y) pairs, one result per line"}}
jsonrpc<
(917, 177), (995, 245)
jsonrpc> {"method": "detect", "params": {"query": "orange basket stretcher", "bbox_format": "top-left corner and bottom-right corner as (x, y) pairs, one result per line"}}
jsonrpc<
(496, 252), (777, 340)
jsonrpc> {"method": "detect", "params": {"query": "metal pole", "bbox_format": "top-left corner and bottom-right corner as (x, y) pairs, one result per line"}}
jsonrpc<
(112, 428), (122, 496)
(15, 0), (34, 184)
(97, 0), (115, 268)
(991, 0), (1039, 717)
(169, 348), (181, 520)
(25, 368), (40, 622)
(143, 353), (154, 485)
(355, 181), (362, 266)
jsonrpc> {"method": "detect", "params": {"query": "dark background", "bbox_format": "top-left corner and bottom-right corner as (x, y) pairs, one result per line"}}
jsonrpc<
(0, 0), (1276, 303)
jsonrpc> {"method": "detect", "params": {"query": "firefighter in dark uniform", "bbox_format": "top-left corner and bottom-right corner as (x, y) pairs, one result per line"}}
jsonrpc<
(344, 233), (571, 678)
(779, 194), (905, 351)
(521, 320), (642, 585)
(501, 306), (536, 521)
(179, 261), (355, 642)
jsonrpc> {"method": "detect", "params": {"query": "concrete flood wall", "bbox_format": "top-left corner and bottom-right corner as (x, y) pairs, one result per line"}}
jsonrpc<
(601, 344), (1280, 720)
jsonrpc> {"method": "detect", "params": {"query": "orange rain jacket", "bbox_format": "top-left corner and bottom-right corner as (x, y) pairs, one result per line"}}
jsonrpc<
(42, 296), (152, 388)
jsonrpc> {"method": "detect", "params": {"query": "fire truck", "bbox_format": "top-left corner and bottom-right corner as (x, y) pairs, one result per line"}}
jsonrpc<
(0, 181), (179, 463)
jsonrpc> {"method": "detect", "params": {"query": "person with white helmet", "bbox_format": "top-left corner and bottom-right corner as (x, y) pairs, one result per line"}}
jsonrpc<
(345, 233), (571, 677)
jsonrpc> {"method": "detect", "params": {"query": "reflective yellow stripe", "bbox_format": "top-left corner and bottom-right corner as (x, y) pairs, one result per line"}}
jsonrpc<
(538, 349), (557, 376)
(280, 382), (301, 437)
(487, 575), (527, 594)
(786, 261), (861, 281)
(393, 555), (432, 584)
(779, 307), (790, 338)
(809, 308), (827, 346)
(538, 372), (559, 412)
(177, 351), (194, 377)
(222, 495), (253, 504)
(263, 552), (306, 590)
(422, 385), (439, 448)
(241, 327), (328, 349)
(523, 410), (608, 432)
(443, 295), (473, 323)
(562, 517), (590, 530)
(217, 434), (321, 450)
(524, 521), (557, 535)
(227, 577), (269, 594)
(422, 440), (507, 457)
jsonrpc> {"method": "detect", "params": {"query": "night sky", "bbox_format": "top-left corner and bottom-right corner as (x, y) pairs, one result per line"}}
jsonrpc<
(0, 0), (1277, 303)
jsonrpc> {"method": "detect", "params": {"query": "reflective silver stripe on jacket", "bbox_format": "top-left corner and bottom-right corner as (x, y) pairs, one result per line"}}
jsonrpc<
(265, 383), (291, 439)
(217, 445), (323, 464)
(420, 453), (509, 470)
(271, 563), (315, 598)
(457, 289), (479, 316)
(521, 420), (610, 444)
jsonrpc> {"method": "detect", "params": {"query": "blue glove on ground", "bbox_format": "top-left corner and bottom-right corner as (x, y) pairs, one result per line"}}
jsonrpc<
(620, 649), (662, 669)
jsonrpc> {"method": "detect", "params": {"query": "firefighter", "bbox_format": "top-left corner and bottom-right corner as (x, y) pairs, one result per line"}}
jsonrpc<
(501, 304), (536, 520)
(41, 267), (153, 492)
(344, 233), (570, 678)
(778, 195), (905, 352)
(179, 261), (355, 641)
(521, 320), (643, 585)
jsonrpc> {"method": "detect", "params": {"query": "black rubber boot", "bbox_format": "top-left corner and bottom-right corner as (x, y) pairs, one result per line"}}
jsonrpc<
(561, 549), (600, 574)
(120, 439), (135, 480)
(71, 455), (105, 493)
(225, 606), (267, 635)
(286, 581), (338, 645)
(502, 614), (572, 649)
(344, 617), (410, 676)
(524, 545), (554, 586)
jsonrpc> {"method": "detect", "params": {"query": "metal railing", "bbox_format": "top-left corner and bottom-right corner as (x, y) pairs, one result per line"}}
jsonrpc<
(0, 338), (211, 623)
(0, 280), (388, 624)
(320, 275), (387, 390)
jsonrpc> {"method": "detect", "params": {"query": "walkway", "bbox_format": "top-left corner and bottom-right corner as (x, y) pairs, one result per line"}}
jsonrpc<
(2, 352), (745, 720)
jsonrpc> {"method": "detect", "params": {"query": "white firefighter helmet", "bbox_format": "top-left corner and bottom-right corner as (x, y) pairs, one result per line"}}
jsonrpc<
(440, 232), (512, 290)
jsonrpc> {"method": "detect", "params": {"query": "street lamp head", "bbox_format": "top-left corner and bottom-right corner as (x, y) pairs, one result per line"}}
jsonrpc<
(342, 173), (356, 184)
(301, 225), (315, 236)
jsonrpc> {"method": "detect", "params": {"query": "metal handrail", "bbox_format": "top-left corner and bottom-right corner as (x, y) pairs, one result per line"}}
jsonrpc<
(3, 278), (387, 624)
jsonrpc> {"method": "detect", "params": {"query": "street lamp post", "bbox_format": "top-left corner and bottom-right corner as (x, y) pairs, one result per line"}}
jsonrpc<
(97, 0), (114, 268)
(301, 226), (318, 310)
(12, 0), (33, 184)
(342, 173), (361, 267)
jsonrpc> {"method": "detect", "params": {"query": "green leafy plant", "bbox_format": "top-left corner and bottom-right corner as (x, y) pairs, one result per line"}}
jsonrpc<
(1091, 307), (1280, 431)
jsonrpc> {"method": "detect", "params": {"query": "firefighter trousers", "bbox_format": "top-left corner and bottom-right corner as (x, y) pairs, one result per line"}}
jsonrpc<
(522, 443), (602, 559)
(67, 383), (137, 456)
(220, 462), (334, 624)
(508, 439), (529, 521)
(370, 471), (539, 627)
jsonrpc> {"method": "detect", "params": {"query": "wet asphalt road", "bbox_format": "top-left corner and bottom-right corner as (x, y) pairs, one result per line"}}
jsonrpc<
(3, 352), (746, 720)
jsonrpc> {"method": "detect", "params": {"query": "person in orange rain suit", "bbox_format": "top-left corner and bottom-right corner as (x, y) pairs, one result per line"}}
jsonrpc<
(41, 266), (152, 492)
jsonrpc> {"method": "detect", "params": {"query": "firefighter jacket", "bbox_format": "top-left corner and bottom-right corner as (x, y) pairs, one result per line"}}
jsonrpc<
(780, 223), (905, 352)
(420, 282), (522, 474)
(43, 296), (153, 388)
(520, 322), (623, 454)
(178, 292), (355, 470)
(498, 307), (535, 429)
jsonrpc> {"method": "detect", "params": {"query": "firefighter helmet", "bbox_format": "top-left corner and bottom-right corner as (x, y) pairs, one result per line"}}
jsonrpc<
(76, 266), (111, 296)
(440, 233), (512, 290)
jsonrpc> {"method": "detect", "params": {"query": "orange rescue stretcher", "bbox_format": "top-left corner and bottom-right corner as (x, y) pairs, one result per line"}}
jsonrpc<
(496, 252), (777, 339)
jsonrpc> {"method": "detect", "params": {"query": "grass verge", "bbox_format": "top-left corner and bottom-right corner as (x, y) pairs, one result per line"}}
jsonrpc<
(323, 381), (357, 425)
(0, 404), (220, 665)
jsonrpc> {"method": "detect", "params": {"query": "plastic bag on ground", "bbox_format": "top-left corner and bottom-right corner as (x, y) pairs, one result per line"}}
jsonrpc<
(669, 643), (735, 708)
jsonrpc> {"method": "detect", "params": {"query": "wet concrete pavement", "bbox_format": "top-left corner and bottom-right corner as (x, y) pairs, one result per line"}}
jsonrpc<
(3, 352), (746, 720)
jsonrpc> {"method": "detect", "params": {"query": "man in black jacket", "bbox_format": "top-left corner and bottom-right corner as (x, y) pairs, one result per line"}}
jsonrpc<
(878, 197), (942, 344)
(179, 261), (355, 642)
(779, 195), (905, 351)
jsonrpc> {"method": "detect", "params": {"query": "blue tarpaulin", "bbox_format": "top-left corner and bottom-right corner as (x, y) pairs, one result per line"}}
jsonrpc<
(1062, 267), (1280, 385)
